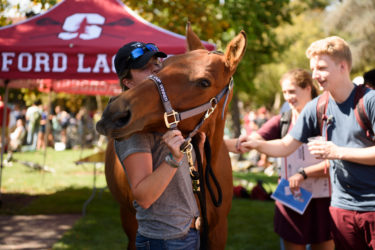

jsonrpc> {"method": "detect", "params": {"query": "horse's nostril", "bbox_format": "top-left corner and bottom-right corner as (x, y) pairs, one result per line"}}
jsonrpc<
(114, 110), (131, 128)
(96, 120), (106, 135)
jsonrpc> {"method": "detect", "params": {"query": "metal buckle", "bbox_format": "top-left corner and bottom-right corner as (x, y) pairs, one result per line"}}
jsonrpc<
(228, 77), (234, 91)
(181, 142), (194, 167)
(204, 98), (217, 120)
(164, 110), (180, 128)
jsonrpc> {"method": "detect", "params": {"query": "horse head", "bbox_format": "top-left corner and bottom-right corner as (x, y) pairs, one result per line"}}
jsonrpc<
(96, 23), (246, 143)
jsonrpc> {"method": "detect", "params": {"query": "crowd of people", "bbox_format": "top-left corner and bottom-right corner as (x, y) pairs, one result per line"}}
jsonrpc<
(2, 101), (99, 162)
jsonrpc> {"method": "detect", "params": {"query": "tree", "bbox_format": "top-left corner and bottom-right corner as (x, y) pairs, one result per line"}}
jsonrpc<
(251, 9), (327, 112)
(324, 0), (375, 73)
(219, 0), (293, 137)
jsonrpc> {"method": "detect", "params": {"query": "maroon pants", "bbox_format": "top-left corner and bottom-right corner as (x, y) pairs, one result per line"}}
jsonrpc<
(330, 206), (375, 250)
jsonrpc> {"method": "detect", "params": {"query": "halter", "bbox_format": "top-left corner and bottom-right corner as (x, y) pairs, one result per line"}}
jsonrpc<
(149, 74), (233, 151)
(149, 74), (233, 192)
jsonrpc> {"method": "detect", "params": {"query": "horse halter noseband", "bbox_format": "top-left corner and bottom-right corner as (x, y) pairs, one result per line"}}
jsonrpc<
(149, 74), (233, 152)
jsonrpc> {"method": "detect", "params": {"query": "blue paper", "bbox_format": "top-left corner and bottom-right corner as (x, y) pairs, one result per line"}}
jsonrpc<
(271, 178), (313, 215)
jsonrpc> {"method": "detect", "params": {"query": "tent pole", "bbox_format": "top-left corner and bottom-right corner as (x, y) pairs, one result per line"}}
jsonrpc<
(42, 89), (52, 168)
(0, 79), (10, 205)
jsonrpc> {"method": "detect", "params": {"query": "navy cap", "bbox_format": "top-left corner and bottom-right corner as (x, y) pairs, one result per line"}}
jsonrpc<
(114, 41), (167, 77)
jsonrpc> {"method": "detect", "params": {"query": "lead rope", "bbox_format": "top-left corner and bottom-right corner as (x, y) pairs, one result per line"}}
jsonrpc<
(204, 139), (222, 207)
(192, 136), (208, 250)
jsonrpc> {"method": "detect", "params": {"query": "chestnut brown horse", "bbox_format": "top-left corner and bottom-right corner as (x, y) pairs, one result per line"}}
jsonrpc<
(96, 24), (246, 250)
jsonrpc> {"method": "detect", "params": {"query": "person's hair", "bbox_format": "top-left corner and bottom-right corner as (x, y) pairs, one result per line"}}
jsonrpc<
(280, 68), (318, 98)
(306, 36), (352, 70)
(119, 70), (131, 91)
(363, 69), (375, 89)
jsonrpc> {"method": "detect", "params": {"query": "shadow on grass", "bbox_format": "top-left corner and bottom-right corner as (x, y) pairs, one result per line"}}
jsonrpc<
(0, 187), (279, 249)
(1, 187), (129, 249)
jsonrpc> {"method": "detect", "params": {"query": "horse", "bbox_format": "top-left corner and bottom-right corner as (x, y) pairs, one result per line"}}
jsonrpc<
(96, 23), (247, 250)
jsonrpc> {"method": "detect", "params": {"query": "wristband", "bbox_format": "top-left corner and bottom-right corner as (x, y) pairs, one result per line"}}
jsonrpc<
(165, 153), (183, 168)
(297, 167), (307, 179)
(235, 138), (240, 152)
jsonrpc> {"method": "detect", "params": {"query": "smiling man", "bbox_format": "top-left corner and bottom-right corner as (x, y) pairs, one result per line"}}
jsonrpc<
(237, 36), (375, 250)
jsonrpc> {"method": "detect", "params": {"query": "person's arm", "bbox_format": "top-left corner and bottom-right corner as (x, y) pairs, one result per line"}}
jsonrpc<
(225, 132), (265, 153)
(288, 160), (329, 192)
(123, 130), (184, 209)
(225, 138), (240, 153)
(239, 134), (302, 157)
(308, 141), (375, 166)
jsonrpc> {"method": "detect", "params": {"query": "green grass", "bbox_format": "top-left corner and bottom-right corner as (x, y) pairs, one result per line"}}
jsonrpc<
(0, 149), (280, 249)
(233, 171), (279, 193)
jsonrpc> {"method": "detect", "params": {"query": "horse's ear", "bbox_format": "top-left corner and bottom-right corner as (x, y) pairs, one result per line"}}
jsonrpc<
(224, 31), (247, 72)
(186, 21), (205, 51)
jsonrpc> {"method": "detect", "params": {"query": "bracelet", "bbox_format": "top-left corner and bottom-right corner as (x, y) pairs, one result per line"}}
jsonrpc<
(165, 153), (183, 168)
(297, 167), (307, 180)
(235, 138), (240, 152)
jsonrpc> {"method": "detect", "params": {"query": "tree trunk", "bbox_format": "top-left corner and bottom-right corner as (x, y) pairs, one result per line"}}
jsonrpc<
(230, 91), (244, 161)
(230, 91), (241, 138)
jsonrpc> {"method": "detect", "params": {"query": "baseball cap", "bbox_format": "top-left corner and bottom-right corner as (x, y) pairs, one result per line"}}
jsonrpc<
(114, 41), (167, 77)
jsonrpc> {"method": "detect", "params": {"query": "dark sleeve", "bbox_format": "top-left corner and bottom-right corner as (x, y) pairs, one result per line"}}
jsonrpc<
(256, 114), (282, 141)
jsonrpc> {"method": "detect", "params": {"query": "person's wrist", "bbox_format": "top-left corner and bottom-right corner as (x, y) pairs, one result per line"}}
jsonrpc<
(235, 138), (241, 152)
(297, 167), (307, 180)
(165, 153), (183, 168)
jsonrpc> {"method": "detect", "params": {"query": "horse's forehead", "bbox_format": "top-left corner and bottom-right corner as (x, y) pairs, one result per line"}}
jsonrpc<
(165, 50), (224, 74)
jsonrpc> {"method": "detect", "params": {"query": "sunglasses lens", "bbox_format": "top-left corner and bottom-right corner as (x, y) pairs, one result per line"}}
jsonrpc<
(130, 44), (159, 60)
(145, 44), (158, 52)
(131, 48), (145, 59)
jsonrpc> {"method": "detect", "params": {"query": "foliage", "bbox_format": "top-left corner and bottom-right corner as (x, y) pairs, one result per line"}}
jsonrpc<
(324, 0), (375, 72)
(249, 9), (326, 110)
(123, 0), (226, 43)
(123, 0), (294, 95)
(220, 0), (293, 95)
(0, 0), (59, 26)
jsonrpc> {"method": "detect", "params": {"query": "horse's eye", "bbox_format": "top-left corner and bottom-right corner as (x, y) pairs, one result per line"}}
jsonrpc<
(198, 79), (211, 88)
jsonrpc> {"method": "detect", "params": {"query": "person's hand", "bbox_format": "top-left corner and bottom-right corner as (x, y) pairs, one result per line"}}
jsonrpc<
(307, 140), (341, 160)
(288, 173), (304, 193)
(162, 130), (184, 161)
(238, 135), (260, 153)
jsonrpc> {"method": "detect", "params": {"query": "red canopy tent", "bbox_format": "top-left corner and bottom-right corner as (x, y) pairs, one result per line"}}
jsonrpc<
(0, 0), (215, 82)
(0, 0), (216, 199)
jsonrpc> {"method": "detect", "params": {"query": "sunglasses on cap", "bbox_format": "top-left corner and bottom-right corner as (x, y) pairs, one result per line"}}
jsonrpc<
(130, 43), (159, 60)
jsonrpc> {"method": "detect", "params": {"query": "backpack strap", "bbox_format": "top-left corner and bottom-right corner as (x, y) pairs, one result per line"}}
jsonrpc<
(354, 85), (375, 142)
(316, 91), (330, 135)
(280, 109), (292, 138)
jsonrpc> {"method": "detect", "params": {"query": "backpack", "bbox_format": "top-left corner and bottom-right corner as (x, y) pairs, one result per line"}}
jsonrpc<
(280, 109), (292, 138)
(317, 84), (375, 142)
(280, 84), (374, 142)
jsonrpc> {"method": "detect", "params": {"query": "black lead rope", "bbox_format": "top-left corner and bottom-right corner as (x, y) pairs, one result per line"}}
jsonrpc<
(204, 139), (222, 207)
(192, 136), (208, 250)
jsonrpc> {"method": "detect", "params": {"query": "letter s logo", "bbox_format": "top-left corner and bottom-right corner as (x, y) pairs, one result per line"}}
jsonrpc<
(58, 13), (105, 40)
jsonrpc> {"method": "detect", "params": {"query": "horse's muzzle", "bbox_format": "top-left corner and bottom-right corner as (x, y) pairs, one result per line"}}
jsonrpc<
(95, 109), (132, 136)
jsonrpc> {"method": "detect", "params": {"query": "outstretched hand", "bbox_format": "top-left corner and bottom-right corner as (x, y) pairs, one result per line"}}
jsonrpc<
(238, 135), (260, 153)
